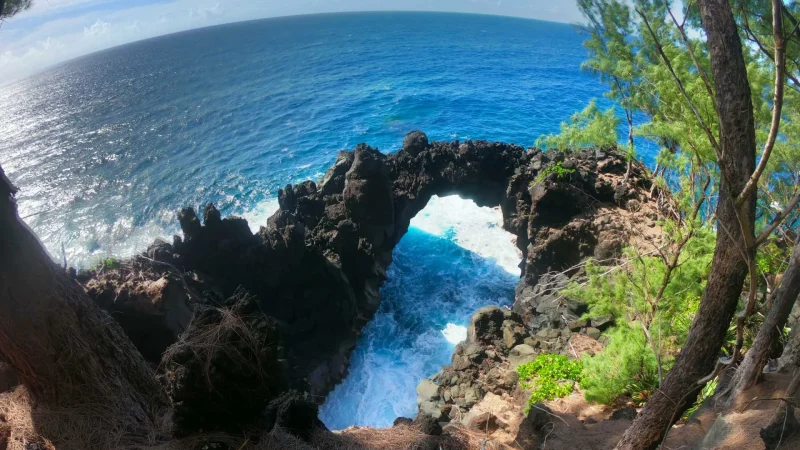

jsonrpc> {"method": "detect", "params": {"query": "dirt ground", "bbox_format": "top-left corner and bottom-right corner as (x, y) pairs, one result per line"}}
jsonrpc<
(2, 369), (799, 449)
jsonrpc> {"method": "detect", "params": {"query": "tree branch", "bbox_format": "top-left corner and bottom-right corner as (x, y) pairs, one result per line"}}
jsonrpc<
(738, 5), (800, 93)
(756, 190), (800, 247)
(636, 7), (723, 161)
(736, 0), (786, 208)
(665, 0), (718, 116)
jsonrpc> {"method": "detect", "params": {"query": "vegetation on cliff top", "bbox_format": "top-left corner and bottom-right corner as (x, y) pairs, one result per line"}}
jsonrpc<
(517, 354), (583, 412)
(537, 0), (800, 448)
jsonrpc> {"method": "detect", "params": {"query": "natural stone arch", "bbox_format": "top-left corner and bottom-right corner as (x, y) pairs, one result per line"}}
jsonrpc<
(81, 131), (664, 400)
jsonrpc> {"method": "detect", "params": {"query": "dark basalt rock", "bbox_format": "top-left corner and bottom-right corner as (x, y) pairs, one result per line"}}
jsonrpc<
(80, 131), (666, 410)
(262, 390), (325, 442)
(403, 130), (429, 156)
(418, 306), (526, 418)
(412, 413), (443, 436)
(393, 417), (414, 426)
(343, 144), (395, 247)
(81, 251), (198, 361)
(514, 402), (556, 448)
(761, 408), (800, 449)
(610, 406), (638, 421)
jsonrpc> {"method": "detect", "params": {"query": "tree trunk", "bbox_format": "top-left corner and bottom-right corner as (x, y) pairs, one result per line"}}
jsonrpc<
(0, 165), (167, 428)
(614, 1), (757, 448)
(729, 238), (800, 398)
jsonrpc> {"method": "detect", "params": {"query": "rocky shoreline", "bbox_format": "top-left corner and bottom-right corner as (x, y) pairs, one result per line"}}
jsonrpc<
(73, 131), (668, 437)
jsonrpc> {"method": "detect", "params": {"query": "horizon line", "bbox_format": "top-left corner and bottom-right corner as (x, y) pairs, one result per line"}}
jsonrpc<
(3, 10), (585, 86)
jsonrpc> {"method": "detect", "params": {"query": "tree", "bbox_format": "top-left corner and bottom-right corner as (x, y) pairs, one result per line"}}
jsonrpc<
(615, 0), (788, 448)
(0, 0), (32, 21)
(0, 165), (168, 448)
(730, 237), (800, 397)
(559, 0), (800, 448)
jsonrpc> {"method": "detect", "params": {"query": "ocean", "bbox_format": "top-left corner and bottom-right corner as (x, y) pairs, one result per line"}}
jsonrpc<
(0, 12), (618, 429)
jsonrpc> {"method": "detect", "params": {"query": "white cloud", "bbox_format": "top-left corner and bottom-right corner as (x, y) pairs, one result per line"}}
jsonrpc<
(14, 0), (114, 19)
(190, 3), (224, 20)
(0, 0), (584, 83)
(83, 18), (110, 37)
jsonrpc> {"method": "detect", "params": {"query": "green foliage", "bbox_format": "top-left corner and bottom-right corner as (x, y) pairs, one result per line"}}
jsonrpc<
(101, 257), (120, 270)
(756, 242), (790, 276)
(533, 161), (577, 184)
(535, 100), (620, 151)
(682, 377), (718, 420)
(548, 0), (800, 409)
(517, 354), (583, 412)
(563, 228), (716, 404)
(581, 326), (659, 405)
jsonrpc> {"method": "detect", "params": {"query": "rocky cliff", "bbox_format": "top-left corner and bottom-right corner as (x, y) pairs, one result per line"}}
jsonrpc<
(75, 131), (667, 435)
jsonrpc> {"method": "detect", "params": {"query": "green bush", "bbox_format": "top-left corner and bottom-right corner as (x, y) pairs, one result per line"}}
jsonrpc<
(517, 354), (583, 412)
(101, 257), (120, 270)
(533, 161), (576, 184)
(580, 326), (659, 405)
(535, 99), (620, 151)
(561, 229), (716, 405)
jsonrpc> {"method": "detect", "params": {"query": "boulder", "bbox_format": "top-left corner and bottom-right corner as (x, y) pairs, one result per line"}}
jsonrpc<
(515, 402), (556, 447)
(412, 413), (442, 436)
(402, 130), (429, 156)
(417, 379), (440, 402)
(393, 417), (413, 426)
(502, 319), (526, 349)
(610, 406), (638, 421)
(418, 401), (443, 420)
(508, 344), (537, 368)
(462, 393), (516, 433)
(262, 390), (325, 442)
(761, 408), (800, 449)
(467, 306), (505, 347)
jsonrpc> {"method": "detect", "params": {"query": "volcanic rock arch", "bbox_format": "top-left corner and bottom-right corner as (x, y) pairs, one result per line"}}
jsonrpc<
(82, 131), (663, 400)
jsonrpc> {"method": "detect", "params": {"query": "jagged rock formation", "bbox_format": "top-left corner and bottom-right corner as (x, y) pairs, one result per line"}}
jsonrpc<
(415, 306), (526, 422)
(413, 145), (667, 424)
(79, 253), (201, 361)
(78, 131), (666, 410)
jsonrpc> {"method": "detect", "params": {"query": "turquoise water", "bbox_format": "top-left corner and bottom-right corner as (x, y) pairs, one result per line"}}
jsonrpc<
(0, 12), (622, 429)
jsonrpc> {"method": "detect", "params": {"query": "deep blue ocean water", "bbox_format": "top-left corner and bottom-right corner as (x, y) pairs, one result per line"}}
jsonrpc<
(0, 12), (629, 429)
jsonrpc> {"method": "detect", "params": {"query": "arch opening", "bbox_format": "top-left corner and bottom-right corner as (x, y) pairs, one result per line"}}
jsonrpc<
(318, 195), (522, 430)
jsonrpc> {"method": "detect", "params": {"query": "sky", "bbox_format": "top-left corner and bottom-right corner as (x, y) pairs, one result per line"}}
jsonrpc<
(0, 0), (584, 82)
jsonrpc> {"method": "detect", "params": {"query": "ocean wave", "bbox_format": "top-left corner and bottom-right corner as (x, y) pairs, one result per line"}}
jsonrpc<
(320, 196), (519, 430)
(410, 195), (522, 276)
(240, 198), (280, 232)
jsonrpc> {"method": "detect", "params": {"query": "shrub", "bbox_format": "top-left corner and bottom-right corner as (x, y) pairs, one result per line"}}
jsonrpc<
(101, 257), (120, 270)
(517, 354), (583, 412)
(580, 325), (659, 405)
(535, 99), (620, 151)
(562, 229), (716, 405)
(532, 161), (576, 184)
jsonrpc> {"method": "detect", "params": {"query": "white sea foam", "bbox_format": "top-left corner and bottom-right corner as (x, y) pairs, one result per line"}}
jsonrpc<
(33, 207), (178, 269)
(320, 194), (521, 430)
(37, 197), (281, 269)
(441, 323), (467, 344)
(410, 195), (522, 276)
(241, 198), (280, 232)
